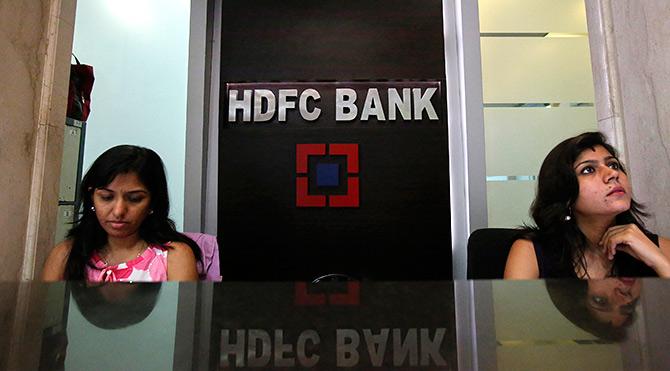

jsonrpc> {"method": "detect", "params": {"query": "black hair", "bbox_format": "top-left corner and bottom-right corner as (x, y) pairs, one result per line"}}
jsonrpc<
(523, 132), (648, 277)
(64, 145), (201, 280)
(545, 279), (633, 342)
(70, 282), (161, 329)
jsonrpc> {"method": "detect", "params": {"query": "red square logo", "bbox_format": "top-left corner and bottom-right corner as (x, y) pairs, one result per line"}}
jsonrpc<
(296, 143), (359, 207)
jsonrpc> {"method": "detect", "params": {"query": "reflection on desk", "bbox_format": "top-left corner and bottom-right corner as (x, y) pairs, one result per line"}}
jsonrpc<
(1, 279), (669, 370)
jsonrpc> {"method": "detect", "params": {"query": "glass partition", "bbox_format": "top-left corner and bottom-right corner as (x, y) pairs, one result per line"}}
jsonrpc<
(479, 0), (598, 227)
(4, 280), (670, 370)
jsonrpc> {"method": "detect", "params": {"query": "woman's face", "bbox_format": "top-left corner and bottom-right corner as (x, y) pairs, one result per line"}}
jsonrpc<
(92, 172), (152, 239)
(586, 278), (641, 327)
(573, 145), (632, 220)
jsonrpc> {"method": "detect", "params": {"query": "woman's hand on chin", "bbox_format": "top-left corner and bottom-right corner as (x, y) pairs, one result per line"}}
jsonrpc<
(599, 224), (670, 277)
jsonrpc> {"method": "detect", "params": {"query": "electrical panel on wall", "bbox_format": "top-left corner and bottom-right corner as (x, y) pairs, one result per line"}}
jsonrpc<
(55, 118), (86, 244)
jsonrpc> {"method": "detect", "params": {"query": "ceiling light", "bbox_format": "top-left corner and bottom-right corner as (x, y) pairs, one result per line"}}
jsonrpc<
(480, 32), (548, 38)
(544, 32), (587, 38)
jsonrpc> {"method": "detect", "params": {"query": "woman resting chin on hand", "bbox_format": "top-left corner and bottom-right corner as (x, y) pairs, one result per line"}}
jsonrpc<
(42, 145), (201, 282)
(504, 132), (670, 279)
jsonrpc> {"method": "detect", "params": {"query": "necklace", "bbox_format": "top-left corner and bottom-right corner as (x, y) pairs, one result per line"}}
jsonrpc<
(576, 254), (615, 279)
(100, 240), (148, 266)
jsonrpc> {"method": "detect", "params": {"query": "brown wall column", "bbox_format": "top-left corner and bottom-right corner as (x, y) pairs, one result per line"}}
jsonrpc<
(587, 0), (670, 235)
(0, 0), (76, 280)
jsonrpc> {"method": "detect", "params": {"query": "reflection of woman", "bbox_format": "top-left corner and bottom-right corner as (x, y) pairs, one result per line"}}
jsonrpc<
(505, 132), (670, 279)
(584, 278), (640, 327)
(546, 278), (641, 341)
(70, 282), (162, 329)
(37, 282), (162, 369)
(42, 145), (201, 281)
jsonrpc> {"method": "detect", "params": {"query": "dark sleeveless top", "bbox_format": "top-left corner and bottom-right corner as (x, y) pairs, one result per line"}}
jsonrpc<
(533, 233), (660, 278)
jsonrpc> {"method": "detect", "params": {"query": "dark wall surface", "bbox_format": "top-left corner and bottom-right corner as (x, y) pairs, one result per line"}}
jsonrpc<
(218, 0), (451, 280)
(220, 0), (446, 81)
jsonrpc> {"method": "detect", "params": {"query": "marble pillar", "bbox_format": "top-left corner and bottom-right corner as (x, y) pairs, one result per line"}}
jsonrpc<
(0, 0), (76, 280)
(586, 0), (670, 235)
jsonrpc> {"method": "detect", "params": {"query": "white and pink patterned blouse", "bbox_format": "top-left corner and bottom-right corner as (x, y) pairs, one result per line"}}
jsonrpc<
(86, 244), (168, 282)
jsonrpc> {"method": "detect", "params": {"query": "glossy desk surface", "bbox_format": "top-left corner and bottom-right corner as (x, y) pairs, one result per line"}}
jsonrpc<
(1, 278), (668, 370)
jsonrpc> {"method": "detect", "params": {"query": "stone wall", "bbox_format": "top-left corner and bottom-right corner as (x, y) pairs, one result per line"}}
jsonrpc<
(587, 0), (670, 235)
(0, 0), (75, 280)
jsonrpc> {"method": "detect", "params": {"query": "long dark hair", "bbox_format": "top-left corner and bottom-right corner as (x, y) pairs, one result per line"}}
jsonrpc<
(525, 132), (648, 277)
(64, 145), (201, 280)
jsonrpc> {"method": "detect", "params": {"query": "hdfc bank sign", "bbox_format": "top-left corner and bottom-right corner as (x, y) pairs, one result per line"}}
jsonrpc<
(223, 81), (444, 209)
(227, 85), (439, 123)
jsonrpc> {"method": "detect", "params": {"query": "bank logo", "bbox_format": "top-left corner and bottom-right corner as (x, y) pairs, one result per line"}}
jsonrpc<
(296, 143), (359, 207)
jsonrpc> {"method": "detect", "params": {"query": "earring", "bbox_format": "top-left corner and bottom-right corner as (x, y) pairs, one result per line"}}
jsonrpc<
(564, 205), (572, 221)
(149, 210), (154, 215)
(90, 206), (96, 212)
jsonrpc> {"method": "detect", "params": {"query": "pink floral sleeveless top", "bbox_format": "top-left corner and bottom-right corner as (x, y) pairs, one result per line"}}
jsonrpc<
(86, 244), (168, 282)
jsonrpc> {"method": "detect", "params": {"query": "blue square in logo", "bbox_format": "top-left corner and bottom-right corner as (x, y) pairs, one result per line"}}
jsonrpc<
(316, 163), (339, 187)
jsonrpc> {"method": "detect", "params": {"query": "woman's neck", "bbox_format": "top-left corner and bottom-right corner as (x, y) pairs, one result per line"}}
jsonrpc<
(106, 234), (143, 252)
(576, 215), (616, 249)
(579, 251), (613, 279)
(574, 215), (616, 278)
(101, 234), (147, 266)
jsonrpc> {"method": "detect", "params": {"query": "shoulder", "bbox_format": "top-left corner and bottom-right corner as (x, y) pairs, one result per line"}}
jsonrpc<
(41, 240), (73, 281)
(509, 238), (537, 257)
(165, 241), (195, 257)
(165, 242), (198, 281)
(503, 238), (540, 279)
(659, 235), (670, 256)
(52, 240), (73, 257)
